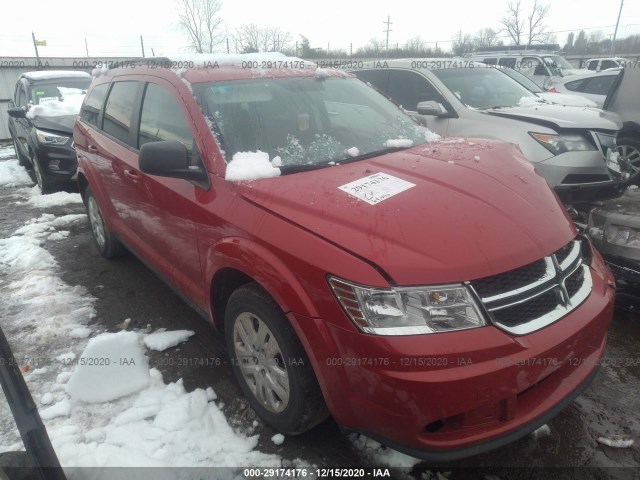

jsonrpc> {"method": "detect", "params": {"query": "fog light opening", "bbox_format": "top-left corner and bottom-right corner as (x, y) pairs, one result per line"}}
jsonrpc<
(424, 419), (445, 433)
(48, 160), (61, 171)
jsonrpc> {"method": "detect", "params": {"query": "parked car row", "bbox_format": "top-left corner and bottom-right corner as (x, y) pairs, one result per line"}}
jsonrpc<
(2, 53), (631, 462)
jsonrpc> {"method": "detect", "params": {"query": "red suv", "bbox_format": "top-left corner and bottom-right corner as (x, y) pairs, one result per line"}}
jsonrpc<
(73, 55), (615, 461)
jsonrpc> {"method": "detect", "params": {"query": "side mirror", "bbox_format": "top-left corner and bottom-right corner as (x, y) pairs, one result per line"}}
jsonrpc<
(139, 141), (208, 182)
(417, 101), (448, 117)
(7, 107), (26, 119)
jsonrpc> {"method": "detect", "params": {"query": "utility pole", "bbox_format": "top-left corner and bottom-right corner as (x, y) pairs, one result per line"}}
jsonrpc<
(350, 43), (353, 56)
(32, 32), (41, 66)
(383, 16), (392, 57)
(611, 0), (624, 55)
(140, 35), (146, 58)
(84, 38), (89, 57)
(226, 37), (230, 53)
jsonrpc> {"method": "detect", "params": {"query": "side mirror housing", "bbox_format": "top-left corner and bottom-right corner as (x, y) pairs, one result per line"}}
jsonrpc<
(7, 107), (26, 119)
(139, 141), (208, 183)
(417, 101), (448, 117)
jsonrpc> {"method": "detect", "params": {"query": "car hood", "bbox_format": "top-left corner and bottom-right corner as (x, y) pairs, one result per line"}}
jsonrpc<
(561, 68), (591, 76)
(31, 115), (76, 135)
(537, 92), (597, 108)
(237, 139), (576, 285)
(484, 103), (621, 130)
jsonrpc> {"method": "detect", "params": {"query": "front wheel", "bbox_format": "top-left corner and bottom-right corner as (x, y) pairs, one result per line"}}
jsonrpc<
(225, 283), (328, 434)
(617, 136), (640, 185)
(31, 152), (53, 194)
(13, 138), (28, 167)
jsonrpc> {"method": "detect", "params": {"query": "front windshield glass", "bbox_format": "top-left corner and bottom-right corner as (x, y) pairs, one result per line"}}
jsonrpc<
(29, 79), (91, 105)
(194, 76), (431, 167)
(543, 55), (574, 70)
(432, 67), (537, 109)
(499, 67), (544, 93)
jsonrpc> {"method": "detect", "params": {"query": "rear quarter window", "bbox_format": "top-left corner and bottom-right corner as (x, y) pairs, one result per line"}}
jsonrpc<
(80, 83), (109, 127)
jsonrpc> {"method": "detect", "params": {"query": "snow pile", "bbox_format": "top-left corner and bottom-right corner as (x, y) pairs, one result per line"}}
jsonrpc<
(19, 185), (83, 207)
(45, 332), (283, 468)
(27, 93), (85, 119)
(144, 330), (195, 351)
(0, 214), (95, 339)
(0, 158), (33, 187)
(350, 434), (421, 469)
(530, 424), (551, 439)
(271, 434), (285, 445)
(0, 145), (19, 159)
(385, 139), (414, 148)
(91, 64), (109, 78)
(225, 151), (281, 181)
(66, 332), (150, 403)
(517, 96), (545, 107)
(597, 435), (634, 448)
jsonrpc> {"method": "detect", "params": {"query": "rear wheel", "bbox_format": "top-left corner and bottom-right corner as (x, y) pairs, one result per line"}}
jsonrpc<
(85, 186), (126, 258)
(225, 283), (328, 434)
(617, 136), (640, 184)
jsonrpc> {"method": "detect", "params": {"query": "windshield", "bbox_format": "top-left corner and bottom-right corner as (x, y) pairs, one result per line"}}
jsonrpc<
(193, 76), (431, 168)
(543, 55), (574, 70)
(29, 79), (91, 105)
(432, 67), (537, 109)
(499, 67), (544, 93)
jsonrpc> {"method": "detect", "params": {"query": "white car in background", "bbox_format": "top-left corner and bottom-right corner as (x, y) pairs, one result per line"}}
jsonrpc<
(549, 70), (621, 108)
(584, 57), (627, 72)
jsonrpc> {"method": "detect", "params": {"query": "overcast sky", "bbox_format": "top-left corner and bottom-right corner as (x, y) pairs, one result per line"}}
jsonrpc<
(1, 0), (639, 58)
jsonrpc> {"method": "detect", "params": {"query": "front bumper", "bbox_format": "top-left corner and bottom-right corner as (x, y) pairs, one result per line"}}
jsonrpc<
(291, 258), (615, 460)
(32, 141), (78, 185)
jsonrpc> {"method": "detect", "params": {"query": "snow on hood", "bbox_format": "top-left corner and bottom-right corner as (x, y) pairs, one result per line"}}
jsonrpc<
(26, 93), (85, 119)
(537, 92), (597, 108)
(225, 151), (281, 181)
(518, 96), (545, 107)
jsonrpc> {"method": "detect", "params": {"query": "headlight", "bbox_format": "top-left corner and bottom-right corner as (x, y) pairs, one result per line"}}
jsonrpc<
(36, 129), (69, 145)
(530, 132), (595, 155)
(328, 277), (486, 335)
(605, 224), (640, 248)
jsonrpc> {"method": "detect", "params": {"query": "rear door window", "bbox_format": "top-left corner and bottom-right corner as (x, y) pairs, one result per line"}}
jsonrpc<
(80, 83), (109, 127)
(600, 60), (618, 70)
(102, 81), (139, 146)
(587, 60), (598, 71)
(138, 83), (193, 151)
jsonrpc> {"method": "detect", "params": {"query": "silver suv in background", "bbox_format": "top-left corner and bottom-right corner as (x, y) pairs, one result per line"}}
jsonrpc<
(352, 60), (625, 204)
(465, 47), (589, 88)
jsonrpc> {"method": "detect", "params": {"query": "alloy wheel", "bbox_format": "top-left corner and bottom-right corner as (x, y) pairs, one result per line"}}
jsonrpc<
(618, 143), (640, 179)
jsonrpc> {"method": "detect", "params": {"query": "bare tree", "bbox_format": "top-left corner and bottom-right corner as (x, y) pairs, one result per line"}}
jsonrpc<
(177, 0), (225, 53)
(526, 0), (550, 45)
(474, 28), (499, 48)
(452, 30), (474, 55)
(500, 0), (550, 46)
(267, 27), (292, 52)
(405, 36), (427, 53)
(235, 24), (262, 53)
(500, 0), (525, 45)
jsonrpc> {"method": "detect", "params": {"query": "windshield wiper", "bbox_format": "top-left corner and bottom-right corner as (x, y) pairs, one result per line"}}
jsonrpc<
(341, 145), (415, 164)
(279, 162), (334, 175)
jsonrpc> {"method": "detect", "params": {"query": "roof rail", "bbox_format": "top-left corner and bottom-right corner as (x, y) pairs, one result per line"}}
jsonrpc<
(469, 44), (561, 55)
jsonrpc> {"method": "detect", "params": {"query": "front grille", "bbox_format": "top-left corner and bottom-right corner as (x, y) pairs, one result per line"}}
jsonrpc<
(469, 239), (592, 335)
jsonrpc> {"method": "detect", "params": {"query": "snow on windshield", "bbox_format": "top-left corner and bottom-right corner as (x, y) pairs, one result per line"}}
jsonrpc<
(517, 96), (545, 107)
(26, 91), (85, 119)
(225, 151), (281, 181)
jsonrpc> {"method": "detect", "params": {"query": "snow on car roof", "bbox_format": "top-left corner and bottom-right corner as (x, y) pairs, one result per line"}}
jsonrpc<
(166, 52), (309, 67)
(21, 70), (91, 80)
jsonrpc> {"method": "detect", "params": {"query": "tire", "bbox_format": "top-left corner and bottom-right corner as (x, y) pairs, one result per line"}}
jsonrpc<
(617, 136), (640, 185)
(31, 152), (54, 194)
(12, 137), (28, 167)
(225, 283), (328, 434)
(84, 185), (126, 259)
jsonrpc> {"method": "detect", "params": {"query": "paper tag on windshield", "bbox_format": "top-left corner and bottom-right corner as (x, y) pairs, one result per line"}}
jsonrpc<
(38, 97), (58, 104)
(338, 172), (416, 205)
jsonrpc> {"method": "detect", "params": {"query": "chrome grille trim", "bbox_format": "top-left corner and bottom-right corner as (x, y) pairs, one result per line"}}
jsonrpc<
(469, 240), (593, 335)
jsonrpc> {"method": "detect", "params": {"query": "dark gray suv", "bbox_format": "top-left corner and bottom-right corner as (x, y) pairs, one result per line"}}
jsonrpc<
(7, 70), (91, 193)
